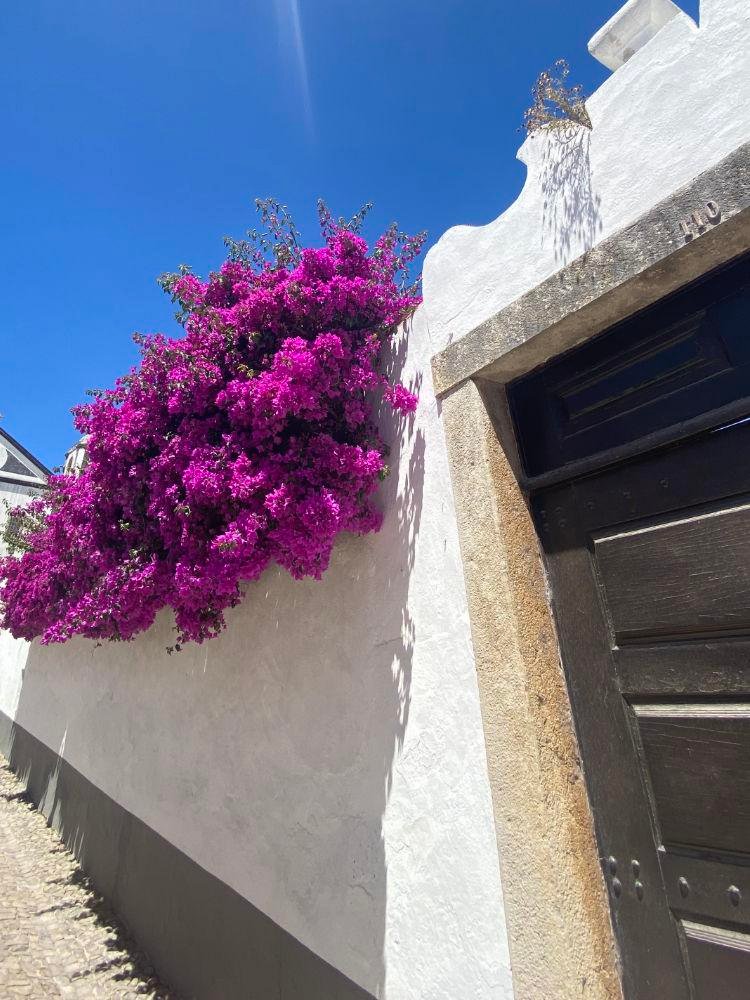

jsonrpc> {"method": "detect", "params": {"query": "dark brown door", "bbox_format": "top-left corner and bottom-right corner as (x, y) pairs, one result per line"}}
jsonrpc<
(534, 419), (750, 999)
(508, 254), (750, 998)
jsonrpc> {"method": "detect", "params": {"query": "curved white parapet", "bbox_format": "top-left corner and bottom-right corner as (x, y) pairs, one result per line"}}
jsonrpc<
(423, 0), (750, 354)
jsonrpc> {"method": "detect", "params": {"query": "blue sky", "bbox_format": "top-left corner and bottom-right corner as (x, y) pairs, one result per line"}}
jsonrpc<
(2, 0), (700, 468)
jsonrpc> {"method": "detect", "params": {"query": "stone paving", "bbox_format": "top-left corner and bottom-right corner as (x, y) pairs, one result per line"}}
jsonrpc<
(0, 754), (179, 999)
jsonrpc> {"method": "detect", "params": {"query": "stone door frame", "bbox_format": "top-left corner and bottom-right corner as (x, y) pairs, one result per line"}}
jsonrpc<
(431, 142), (750, 1000)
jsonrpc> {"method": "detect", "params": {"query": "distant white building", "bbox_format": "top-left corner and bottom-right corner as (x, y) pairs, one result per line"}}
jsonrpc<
(0, 427), (48, 555)
(62, 435), (89, 477)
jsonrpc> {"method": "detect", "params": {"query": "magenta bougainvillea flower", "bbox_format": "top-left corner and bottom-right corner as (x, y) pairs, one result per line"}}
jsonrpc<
(0, 202), (424, 646)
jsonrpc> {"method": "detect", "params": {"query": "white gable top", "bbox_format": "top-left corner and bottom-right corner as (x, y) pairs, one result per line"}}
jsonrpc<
(0, 427), (49, 488)
(589, 0), (685, 70)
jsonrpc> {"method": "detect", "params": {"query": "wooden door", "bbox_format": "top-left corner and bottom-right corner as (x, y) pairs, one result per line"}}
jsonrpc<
(534, 419), (750, 999)
(508, 253), (750, 998)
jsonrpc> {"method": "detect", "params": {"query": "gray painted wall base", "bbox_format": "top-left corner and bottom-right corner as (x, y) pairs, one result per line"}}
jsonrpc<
(0, 711), (375, 1000)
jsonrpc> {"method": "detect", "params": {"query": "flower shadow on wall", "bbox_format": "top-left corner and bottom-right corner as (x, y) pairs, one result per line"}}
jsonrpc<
(8, 313), (426, 998)
(541, 125), (603, 264)
(372, 316), (424, 793)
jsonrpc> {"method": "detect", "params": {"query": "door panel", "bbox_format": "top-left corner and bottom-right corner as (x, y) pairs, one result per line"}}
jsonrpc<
(682, 922), (750, 1000)
(533, 417), (750, 999)
(633, 704), (750, 855)
(594, 500), (750, 644)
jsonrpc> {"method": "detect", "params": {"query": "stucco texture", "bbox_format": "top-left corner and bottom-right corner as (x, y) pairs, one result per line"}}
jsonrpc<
(0, 308), (513, 1000)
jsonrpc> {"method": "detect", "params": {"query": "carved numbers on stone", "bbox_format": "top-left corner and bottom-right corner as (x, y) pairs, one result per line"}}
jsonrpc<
(679, 201), (721, 240)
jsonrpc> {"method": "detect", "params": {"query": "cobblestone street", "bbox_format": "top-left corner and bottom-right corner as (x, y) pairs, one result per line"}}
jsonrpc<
(0, 755), (178, 999)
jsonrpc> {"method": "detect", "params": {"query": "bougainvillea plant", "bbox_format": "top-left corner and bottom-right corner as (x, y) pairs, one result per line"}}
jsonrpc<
(0, 200), (425, 648)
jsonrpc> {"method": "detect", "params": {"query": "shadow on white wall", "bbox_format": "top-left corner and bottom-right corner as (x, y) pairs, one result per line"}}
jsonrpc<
(540, 126), (603, 264)
(6, 319), (426, 996)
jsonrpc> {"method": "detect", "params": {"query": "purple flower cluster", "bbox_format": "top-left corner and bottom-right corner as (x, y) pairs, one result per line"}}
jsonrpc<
(1, 217), (422, 646)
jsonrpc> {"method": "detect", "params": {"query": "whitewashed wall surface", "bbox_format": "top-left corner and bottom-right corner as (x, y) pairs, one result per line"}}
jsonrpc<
(1, 0), (749, 997)
(0, 304), (513, 1000)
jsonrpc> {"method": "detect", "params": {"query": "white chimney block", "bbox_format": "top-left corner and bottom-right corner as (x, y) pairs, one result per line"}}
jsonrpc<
(588, 0), (686, 70)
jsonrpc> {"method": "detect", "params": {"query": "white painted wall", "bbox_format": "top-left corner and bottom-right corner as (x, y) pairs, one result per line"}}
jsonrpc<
(423, 0), (750, 353)
(0, 480), (43, 735)
(0, 630), (27, 724)
(0, 306), (513, 1000)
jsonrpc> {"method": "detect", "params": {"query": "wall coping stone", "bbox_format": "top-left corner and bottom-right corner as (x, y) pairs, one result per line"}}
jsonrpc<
(431, 140), (750, 397)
